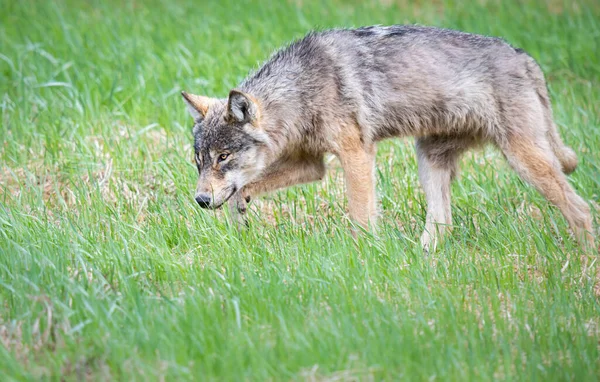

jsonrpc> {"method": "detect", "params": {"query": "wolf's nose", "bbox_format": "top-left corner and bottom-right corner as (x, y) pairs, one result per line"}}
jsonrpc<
(195, 194), (211, 208)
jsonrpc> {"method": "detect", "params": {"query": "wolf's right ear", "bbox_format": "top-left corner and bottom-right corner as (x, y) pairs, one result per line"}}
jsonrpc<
(181, 91), (215, 121)
(227, 90), (260, 125)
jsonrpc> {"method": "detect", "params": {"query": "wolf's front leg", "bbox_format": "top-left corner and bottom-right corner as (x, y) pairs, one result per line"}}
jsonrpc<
(337, 140), (378, 231)
(242, 156), (326, 198)
(229, 156), (326, 228)
(228, 191), (249, 229)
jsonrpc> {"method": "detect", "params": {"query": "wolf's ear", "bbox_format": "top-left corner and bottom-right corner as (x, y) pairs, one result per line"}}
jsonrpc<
(181, 91), (215, 121)
(227, 90), (259, 125)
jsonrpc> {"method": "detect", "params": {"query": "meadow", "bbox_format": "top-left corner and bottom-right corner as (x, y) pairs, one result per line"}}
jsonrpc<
(1, 0), (599, 380)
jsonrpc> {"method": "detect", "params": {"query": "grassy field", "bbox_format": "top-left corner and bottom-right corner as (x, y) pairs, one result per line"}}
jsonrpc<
(1, 0), (600, 380)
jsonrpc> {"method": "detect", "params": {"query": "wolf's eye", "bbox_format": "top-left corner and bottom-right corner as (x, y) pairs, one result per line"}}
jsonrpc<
(218, 153), (229, 162)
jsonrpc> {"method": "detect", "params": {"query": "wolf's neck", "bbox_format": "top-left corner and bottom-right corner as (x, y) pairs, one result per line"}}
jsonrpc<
(238, 53), (318, 158)
(260, 97), (310, 158)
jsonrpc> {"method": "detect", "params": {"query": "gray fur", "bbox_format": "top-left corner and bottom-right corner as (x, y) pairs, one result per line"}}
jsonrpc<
(182, 25), (594, 250)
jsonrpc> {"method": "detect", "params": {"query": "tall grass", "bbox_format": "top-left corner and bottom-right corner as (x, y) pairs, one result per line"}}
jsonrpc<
(1, 0), (599, 380)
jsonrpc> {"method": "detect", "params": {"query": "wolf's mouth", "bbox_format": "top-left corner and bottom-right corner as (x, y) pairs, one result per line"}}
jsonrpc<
(212, 185), (237, 209)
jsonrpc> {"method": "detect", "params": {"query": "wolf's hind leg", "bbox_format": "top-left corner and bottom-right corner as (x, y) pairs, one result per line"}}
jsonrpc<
(415, 135), (476, 252)
(499, 134), (594, 250)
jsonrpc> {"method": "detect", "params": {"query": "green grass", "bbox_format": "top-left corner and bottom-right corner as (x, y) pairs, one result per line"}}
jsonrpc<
(1, 0), (599, 380)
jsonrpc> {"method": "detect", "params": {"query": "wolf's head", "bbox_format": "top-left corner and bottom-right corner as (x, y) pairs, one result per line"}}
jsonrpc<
(182, 90), (270, 209)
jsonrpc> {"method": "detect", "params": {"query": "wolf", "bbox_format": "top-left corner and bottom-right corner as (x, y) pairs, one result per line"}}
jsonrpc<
(181, 25), (595, 251)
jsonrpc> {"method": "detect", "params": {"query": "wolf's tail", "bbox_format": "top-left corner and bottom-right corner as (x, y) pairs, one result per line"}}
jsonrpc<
(525, 55), (578, 174)
(547, 122), (578, 174)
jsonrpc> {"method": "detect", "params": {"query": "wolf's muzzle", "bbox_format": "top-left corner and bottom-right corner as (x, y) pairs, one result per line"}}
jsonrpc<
(195, 194), (211, 208)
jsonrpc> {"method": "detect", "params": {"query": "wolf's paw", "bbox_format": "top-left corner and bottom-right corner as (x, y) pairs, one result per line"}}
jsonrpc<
(420, 231), (438, 254)
(228, 192), (249, 230)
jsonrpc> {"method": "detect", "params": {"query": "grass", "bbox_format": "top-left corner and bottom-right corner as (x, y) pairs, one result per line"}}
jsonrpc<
(1, 0), (599, 380)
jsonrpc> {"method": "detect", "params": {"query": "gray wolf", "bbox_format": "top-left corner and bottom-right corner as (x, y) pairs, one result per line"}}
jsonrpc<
(181, 25), (594, 251)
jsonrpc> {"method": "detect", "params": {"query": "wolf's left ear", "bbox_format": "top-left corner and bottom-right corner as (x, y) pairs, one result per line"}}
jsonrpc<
(227, 90), (259, 125)
(181, 91), (215, 121)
